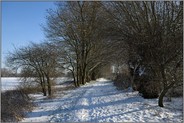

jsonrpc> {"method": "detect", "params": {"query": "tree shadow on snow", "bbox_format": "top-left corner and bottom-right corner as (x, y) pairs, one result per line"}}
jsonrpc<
(25, 81), (158, 122)
(89, 105), (158, 122)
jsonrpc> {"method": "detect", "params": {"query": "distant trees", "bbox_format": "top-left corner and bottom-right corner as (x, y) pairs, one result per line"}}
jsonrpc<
(1, 68), (17, 77)
(7, 42), (62, 96)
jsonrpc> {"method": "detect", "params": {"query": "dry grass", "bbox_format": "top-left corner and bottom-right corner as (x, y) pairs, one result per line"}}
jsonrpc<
(113, 74), (131, 90)
(1, 89), (34, 122)
(53, 81), (76, 97)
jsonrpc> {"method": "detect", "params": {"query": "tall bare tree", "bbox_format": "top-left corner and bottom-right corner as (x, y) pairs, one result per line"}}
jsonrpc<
(7, 42), (61, 96)
(44, 1), (112, 86)
(105, 1), (183, 107)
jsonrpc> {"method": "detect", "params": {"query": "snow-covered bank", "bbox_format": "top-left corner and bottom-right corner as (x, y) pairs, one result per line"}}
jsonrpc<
(21, 78), (183, 122)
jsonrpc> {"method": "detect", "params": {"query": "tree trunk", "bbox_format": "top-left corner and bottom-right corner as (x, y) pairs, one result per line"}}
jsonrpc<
(130, 75), (135, 90)
(39, 76), (47, 96)
(79, 67), (83, 85)
(158, 65), (170, 107)
(46, 75), (52, 96)
(71, 70), (77, 87)
(158, 88), (168, 107)
(128, 63), (138, 91)
(81, 67), (86, 85)
(76, 61), (80, 86)
(91, 72), (95, 80)
(42, 86), (47, 96)
(73, 76), (77, 87)
(42, 76), (47, 96)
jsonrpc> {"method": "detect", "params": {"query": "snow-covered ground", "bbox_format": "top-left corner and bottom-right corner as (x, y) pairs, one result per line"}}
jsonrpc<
(21, 78), (183, 122)
(1, 77), (23, 91)
(1, 77), (72, 92)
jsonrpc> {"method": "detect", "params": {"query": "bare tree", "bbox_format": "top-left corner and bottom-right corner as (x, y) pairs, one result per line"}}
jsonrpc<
(105, 1), (183, 107)
(44, 1), (112, 86)
(7, 42), (61, 96)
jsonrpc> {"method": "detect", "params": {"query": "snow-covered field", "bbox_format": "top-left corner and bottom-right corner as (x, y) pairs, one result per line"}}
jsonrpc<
(1, 77), (23, 91)
(1, 77), (72, 92)
(21, 78), (183, 122)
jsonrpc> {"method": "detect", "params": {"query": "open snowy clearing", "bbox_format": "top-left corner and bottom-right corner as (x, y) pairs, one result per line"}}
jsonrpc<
(21, 78), (183, 122)
(1, 77), (23, 91)
(1, 77), (71, 92)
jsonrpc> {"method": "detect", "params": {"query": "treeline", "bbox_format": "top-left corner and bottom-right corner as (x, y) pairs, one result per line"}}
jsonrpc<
(1, 68), (18, 77)
(6, 1), (182, 107)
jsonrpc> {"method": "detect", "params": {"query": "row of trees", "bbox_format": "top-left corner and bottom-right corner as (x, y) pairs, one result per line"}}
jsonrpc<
(7, 42), (64, 96)
(106, 1), (183, 107)
(44, 2), (115, 86)
(7, 1), (182, 107)
(1, 68), (17, 77)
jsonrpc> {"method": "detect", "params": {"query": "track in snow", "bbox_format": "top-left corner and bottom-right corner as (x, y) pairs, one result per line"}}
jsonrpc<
(22, 78), (183, 122)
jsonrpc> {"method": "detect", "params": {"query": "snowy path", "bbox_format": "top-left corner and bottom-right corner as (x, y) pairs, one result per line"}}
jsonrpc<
(22, 78), (183, 122)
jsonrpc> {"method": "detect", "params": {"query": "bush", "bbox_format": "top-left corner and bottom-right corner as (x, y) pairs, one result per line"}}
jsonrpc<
(19, 85), (42, 94)
(166, 86), (183, 97)
(114, 74), (131, 90)
(134, 75), (160, 99)
(1, 89), (33, 122)
(139, 81), (159, 99)
(17, 79), (43, 94)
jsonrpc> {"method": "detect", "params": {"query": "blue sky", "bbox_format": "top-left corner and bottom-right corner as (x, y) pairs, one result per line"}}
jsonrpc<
(2, 2), (56, 68)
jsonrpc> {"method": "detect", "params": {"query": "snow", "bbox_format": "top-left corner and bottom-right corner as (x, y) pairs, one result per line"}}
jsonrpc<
(1, 77), (22, 91)
(21, 78), (183, 122)
(1, 77), (72, 92)
(54, 77), (73, 85)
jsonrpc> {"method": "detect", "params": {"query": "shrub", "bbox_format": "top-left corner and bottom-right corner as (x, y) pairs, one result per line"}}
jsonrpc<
(166, 86), (183, 97)
(1, 89), (33, 122)
(134, 75), (160, 99)
(17, 79), (42, 94)
(114, 74), (131, 90)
